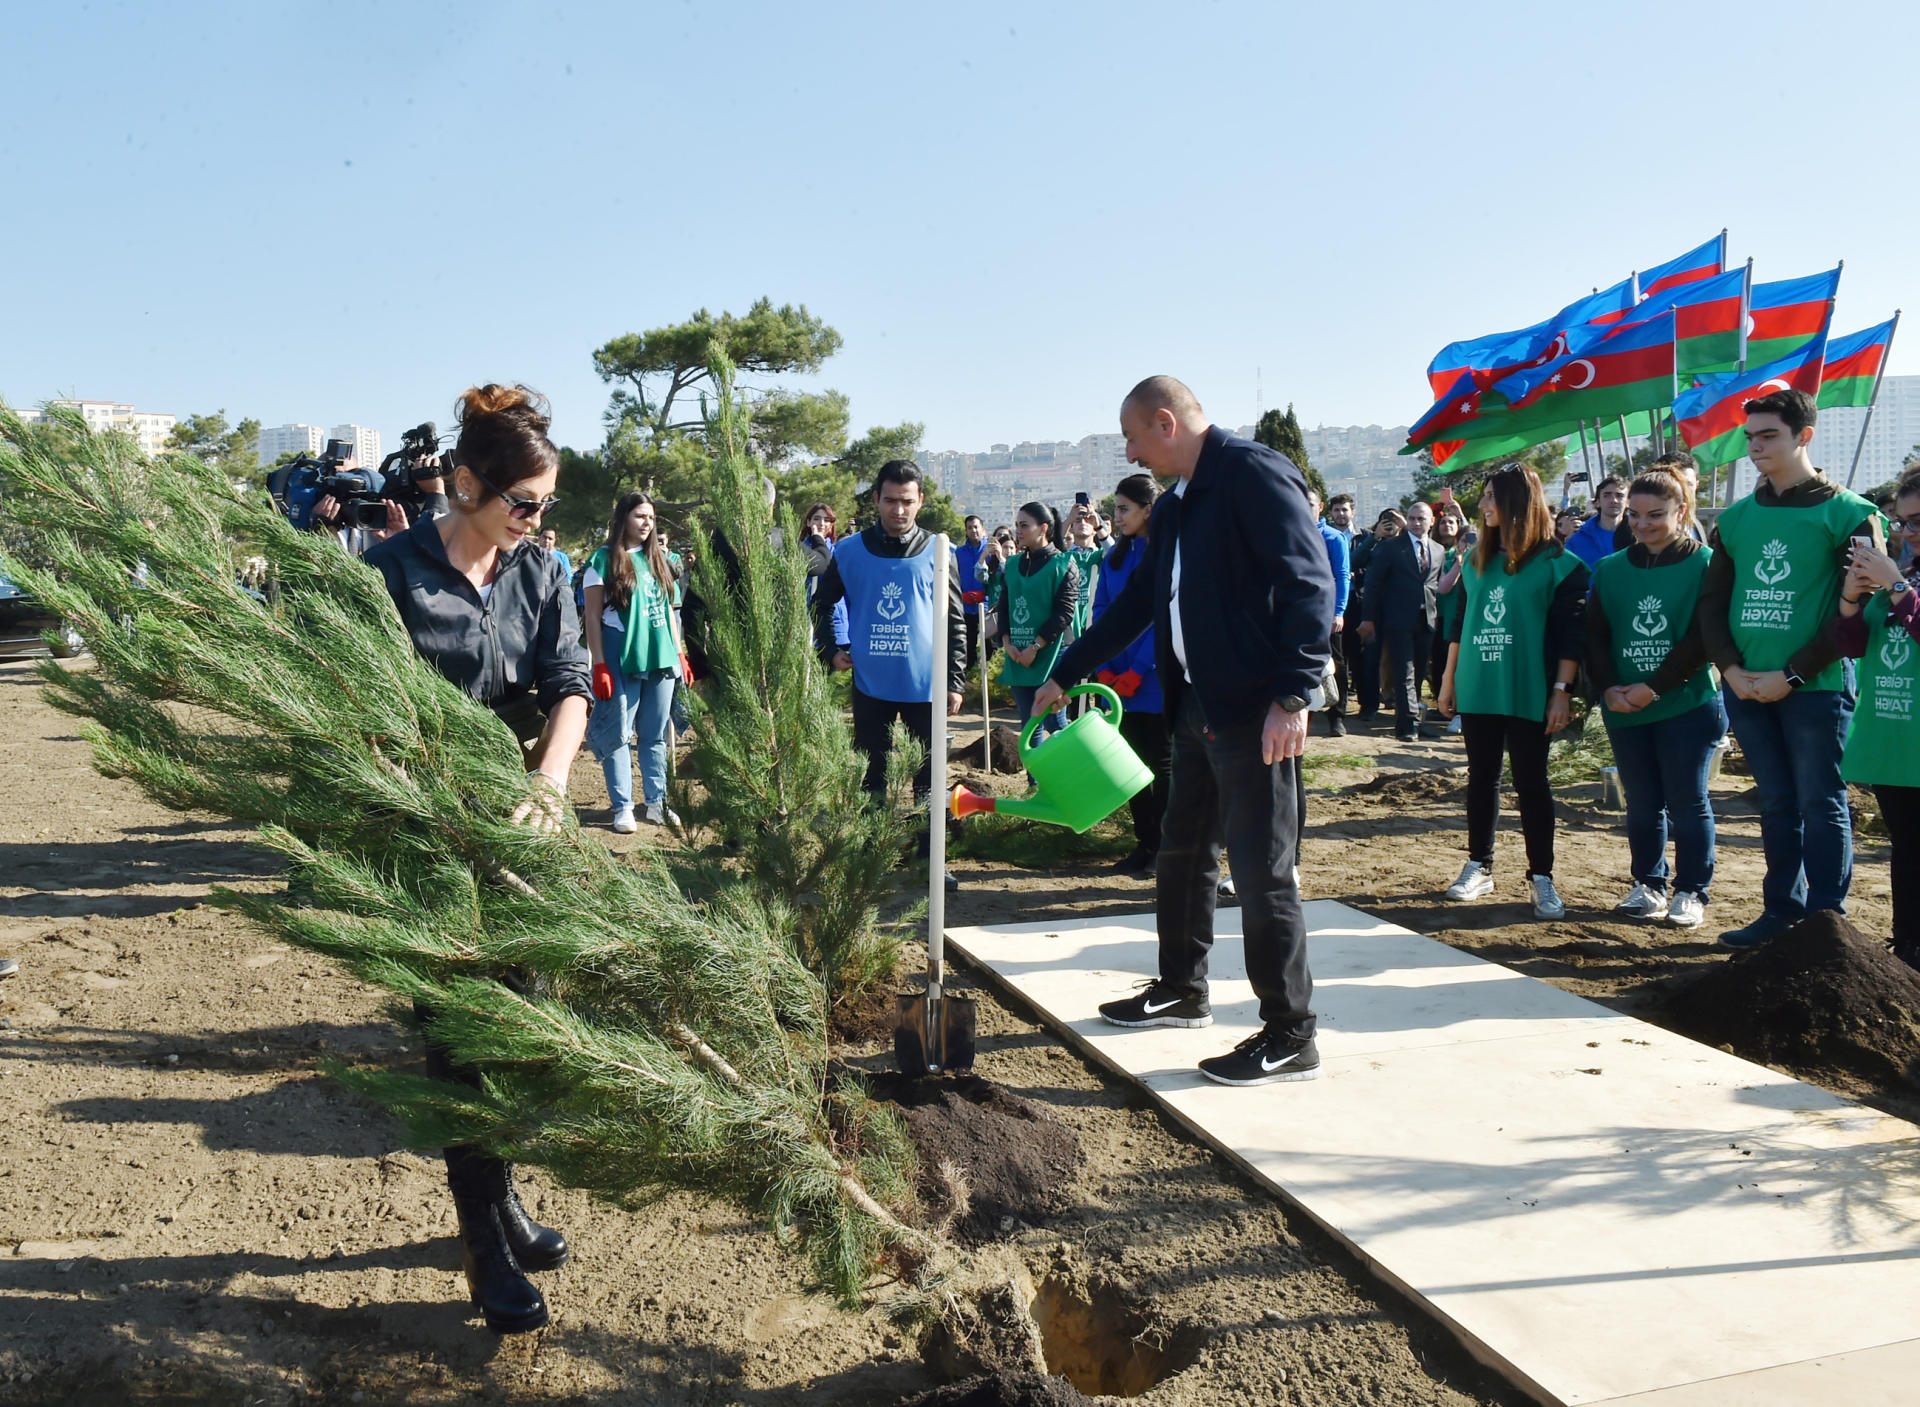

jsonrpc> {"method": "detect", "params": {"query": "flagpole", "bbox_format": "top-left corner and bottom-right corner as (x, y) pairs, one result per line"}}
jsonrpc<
(1845, 308), (1902, 490)
(1736, 258), (1753, 371)
(1575, 422), (1597, 501)
(1617, 414), (1635, 475)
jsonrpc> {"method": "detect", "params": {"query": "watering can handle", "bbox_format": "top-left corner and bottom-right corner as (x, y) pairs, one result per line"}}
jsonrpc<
(1019, 682), (1125, 760)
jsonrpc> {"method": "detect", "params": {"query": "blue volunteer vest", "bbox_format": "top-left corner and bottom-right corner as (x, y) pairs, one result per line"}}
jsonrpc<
(834, 533), (936, 703)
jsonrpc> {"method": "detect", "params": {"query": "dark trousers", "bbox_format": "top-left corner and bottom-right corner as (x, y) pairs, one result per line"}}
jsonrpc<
(1873, 784), (1920, 967)
(1428, 629), (1450, 700)
(1118, 708), (1170, 855)
(1156, 690), (1313, 1035)
(1356, 633), (1383, 715)
(852, 686), (933, 797)
(1326, 628), (1348, 712)
(1384, 623), (1433, 735)
(1461, 712), (1557, 877)
(1337, 616), (1366, 713)
(1722, 685), (1854, 918)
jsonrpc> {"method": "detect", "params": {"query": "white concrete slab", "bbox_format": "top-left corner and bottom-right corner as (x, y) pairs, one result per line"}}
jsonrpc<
(947, 900), (1920, 1407)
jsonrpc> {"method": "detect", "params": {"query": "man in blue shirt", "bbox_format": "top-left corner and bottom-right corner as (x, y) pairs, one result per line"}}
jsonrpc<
(1565, 475), (1626, 567)
(1309, 488), (1352, 736)
(954, 514), (991, 670)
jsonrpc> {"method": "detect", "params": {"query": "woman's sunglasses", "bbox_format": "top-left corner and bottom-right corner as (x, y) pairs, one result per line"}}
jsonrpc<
(469, 467), (560, 520)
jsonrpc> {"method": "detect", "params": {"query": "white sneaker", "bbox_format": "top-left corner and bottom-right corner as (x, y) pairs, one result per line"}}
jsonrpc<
(610, 807), (638, 835)
(1614, 883), (1668, 919)
(1666, 891), (1707, 929)
(643, 802), (680, 828)
(1446, 861), (1493, 901)
(1530, 873), (1566, 920)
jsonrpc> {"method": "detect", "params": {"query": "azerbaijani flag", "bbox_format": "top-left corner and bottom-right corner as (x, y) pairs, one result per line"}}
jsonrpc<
(1746, 267), (1840, 367)
(1673, 335), (1826, 467)
(1426, 277), (1637, 397)
(1636, 232), (1727, 303)
(1482, 311), (1678, 436)
(1817, 315), (1899, 409)
(1604, 264), (1748, 373)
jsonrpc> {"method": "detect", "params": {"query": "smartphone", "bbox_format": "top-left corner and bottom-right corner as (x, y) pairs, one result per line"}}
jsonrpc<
(1074, 491), (1090, 507)
(1850, 533), (1873, 564)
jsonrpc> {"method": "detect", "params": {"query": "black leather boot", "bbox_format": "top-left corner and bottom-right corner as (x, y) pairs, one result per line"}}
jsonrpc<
(496, 1165), (570, 1271)
(455, 1196), (549, 1334)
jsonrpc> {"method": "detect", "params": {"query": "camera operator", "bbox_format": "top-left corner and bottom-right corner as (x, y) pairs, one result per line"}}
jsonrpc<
(362, 383), (589, 1336)
(274, 422), (449, 551)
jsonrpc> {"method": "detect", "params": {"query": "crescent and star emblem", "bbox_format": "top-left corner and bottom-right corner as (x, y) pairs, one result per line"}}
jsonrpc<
(1757, 378), (1792, 395)
(1551, 359), (1597, 390)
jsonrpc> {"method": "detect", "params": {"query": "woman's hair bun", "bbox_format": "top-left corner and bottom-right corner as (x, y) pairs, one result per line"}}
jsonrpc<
(456, 383), (551, 435)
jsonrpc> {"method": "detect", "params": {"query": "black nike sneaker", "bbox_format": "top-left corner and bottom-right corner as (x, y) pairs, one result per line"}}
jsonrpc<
(1197, 1027), (1320, 1086)
(1099, 980), (1212, 1029)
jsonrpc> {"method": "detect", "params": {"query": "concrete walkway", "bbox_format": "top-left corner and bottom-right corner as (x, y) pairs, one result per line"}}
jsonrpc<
(945, 901), (1920, 1407)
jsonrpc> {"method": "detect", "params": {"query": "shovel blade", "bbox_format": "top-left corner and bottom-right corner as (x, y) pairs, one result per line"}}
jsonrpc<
(893, 993), (980, 1076)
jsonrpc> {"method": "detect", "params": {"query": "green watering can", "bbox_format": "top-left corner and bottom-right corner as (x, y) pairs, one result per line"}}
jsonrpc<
(949, 683), (1152, 834)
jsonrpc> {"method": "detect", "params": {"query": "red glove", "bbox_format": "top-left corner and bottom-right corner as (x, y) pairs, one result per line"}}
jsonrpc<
(592, 662), (615, 701)
(962, 589), (987, 605)
(1095, 669), (1117, 687)
(1113, 670), (1143, 698)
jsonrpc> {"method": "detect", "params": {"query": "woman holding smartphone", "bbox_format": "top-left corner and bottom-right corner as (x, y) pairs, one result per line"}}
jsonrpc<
(1437, 463), (1588, 919)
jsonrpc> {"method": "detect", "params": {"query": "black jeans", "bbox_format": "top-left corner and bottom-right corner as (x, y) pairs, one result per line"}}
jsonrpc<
(852, 686), (933, 797)
(1384, 622), (1433, 735)
(1874, 784), (1920, 967)
(1461, 712), (1557, 876)
(1326, 628), (1348, 712)
(1119, 708), (1170, 855)
(1356, 632), (1383, 714)
(1157, 690), (1313, 1035)
(1337, 616), (1366, 714)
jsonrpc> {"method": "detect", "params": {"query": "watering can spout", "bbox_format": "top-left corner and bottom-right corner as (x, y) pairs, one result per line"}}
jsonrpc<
(991, 791), (1073, 828)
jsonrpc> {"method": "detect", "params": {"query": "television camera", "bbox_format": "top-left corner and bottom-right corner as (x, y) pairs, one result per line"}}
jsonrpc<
(267, 422), (444, 532)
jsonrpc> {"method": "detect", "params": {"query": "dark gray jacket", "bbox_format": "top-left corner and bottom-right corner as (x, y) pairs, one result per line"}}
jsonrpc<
(364, 514), (591, 724)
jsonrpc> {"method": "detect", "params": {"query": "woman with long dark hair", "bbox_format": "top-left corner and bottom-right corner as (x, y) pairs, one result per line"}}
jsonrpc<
(990, 500), (1078, 749)
(364, 383), (588, 1335)
(1094, 474), (1167, 872)
(583, 490), (683, 831)
(1436, 462), (1588, 919)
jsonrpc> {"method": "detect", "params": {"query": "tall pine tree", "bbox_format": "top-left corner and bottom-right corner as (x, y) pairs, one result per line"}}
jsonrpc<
(1254, 404), (1327, 500)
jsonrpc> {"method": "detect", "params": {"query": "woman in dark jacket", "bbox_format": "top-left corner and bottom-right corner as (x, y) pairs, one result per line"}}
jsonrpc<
(363, 383), (589, 1336)
(1093, 474), (1167, 873)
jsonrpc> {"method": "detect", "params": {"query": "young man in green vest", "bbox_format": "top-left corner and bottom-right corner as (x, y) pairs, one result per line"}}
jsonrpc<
(1699, 388), (1883, 948)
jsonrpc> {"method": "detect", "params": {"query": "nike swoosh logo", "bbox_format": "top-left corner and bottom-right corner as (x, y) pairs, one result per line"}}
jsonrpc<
(1142, 997), (1181, 1014)
(1260, 1053), (1301, 1072)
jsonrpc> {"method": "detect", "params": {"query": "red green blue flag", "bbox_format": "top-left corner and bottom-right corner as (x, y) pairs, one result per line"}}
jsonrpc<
(1673, 335), (1826, 467)
(1604, 264), (1748, 373)
(1426, 277), (1636, 397)
(1817, 315), (1899, 409)
(1636, 232), (1727, 303)
(1746, 267), (1840, 367)
(1481, 311), (1678, 437)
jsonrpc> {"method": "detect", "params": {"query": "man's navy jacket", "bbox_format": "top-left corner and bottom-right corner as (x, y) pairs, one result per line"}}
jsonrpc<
(1052, 425), (1333, 729)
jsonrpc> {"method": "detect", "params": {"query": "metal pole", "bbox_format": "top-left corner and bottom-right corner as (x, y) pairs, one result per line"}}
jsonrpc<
(1577, 420), (1598, 496)
(1846, 309), (1901, 490)
(926, 534), (950, 1068)
(1617, 414), (1635, 475)
(978, 592), (992, 776)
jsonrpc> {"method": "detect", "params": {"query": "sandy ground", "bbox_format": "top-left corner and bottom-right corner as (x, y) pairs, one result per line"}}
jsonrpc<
(0, 655), (1895, 1406)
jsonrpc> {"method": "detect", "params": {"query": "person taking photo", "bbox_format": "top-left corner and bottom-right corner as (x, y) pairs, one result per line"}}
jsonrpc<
(1699, 389), (1882, 948)
(582, 491), (684, 833)
(1585, 469), (1723, 929)
(1437, 462), (1588, 919)
(364, 383), (589, 1336)
(1837, 464), (1920, 970)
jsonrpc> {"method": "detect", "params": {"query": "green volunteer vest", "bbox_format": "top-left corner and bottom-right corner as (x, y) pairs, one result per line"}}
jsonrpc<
(997, 550), (1074, 686)
(1842, 594), (1920, 787)
(1716, 482), (1874, 690)
(588, 545), (680, 677)
(1066, 546), (1101, 635)
(1591, 545), (1717, 728)
(1457, 547), (1581, 722)
(1439, 544), (1468, 636)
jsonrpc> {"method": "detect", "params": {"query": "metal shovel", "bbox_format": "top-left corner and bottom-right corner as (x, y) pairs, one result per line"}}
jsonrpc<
(896, 532), (977, 1076)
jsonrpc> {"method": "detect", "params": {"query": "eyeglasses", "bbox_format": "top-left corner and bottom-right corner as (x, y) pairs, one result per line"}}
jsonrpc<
(468, 467), (559, 520)
(1891, 515), (1920, 534)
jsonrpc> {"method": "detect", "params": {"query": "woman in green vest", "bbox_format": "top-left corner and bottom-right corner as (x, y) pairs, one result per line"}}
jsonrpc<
(1585, 469), (1724, 931)
(991, 500), (1079, 752)
(582, 491), (683, 832)
(1838, 465), (1920, 969)
(1437, 462), (1588, 919)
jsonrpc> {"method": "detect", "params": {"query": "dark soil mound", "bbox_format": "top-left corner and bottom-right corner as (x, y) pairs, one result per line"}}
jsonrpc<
(1660, 910), (1920, 1090)
(1348, 766), (1464, 805)
(865, 1071), (1082, 1243)
(955, 725), (1025, 774)
(903, 1372), (1093, 1407)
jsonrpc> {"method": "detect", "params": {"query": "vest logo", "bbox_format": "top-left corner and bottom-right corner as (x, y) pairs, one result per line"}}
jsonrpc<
(1482, 585), (1507, 626)
(1012, 595), (1032, 626)
(1753, 539), (1793, 587)
(1884, 628), (1913, 674)
(1631, 594), (1669, 638)
(877, 581), (906, 621)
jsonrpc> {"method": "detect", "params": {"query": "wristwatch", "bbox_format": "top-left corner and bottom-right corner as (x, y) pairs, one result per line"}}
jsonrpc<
(1785, 670), (1807, 690)
(1552, 681), (1569, 693)
(1278, 694), (1308, 712)
(1893, 580), (1913, 599)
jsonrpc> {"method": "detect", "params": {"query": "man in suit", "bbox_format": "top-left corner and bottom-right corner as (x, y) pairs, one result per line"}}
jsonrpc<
(1359, 499), (1442, 742)
(1033, 375), (1333, 1088)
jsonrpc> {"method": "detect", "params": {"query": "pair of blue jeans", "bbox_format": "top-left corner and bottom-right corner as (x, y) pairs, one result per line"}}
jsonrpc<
(1721, 679), (1855, 920)
(1604, 696), (1725, 900)
(586, 624), (676, 811)
(1009, 685), (1057, 751)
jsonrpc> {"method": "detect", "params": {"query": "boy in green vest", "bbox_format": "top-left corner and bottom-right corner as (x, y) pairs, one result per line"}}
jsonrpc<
(1699, 389), (1883, 948)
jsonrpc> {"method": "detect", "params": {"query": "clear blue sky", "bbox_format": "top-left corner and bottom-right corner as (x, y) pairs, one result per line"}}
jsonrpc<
(5, 1), (1916, 458)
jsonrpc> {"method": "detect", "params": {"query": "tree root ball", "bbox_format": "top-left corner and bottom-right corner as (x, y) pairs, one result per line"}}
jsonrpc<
(903, 1370), (1096, 1407)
